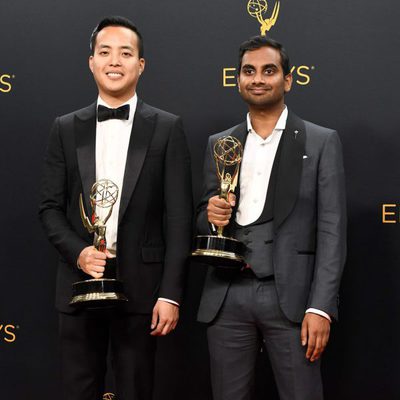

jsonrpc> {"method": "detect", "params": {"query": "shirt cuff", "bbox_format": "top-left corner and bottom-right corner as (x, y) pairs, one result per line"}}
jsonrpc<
(305, 308), (331, 322)
(158, 297), (180, 307)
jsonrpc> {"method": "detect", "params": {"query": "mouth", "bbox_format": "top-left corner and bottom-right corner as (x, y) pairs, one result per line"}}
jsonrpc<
(248, 87), (270, 95)
(106, 72), (124, 79)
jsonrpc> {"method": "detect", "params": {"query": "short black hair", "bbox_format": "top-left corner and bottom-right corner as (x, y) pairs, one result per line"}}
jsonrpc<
(238, 36), (290, 76)
(90, 16), (144, 58)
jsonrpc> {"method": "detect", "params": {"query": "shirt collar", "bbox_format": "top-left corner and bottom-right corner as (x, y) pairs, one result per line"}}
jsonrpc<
(97, 93), (138, 124)
(246, 105), (288, 137)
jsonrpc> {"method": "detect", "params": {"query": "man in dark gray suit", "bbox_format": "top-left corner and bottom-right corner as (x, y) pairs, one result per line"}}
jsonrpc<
(196, 36), (346, 400)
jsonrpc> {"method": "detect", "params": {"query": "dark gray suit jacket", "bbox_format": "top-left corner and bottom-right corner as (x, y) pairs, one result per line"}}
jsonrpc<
(197, 111), (346, 324)
(39, 99), (193, 313)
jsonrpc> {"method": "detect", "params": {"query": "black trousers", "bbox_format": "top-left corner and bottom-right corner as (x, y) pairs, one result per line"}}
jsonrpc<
(207, 275), (323, 400)
(59, 309), (156, 400)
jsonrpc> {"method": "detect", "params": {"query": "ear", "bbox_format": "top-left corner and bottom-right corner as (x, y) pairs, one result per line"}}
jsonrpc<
(138, 58), (145, 76)
(284, 72), (293, 93)
(237, 76), (241, 93)
(88, 56), (94, 74)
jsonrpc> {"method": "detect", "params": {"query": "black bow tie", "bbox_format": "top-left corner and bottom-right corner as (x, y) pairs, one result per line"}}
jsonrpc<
(97, 104), (130, 122)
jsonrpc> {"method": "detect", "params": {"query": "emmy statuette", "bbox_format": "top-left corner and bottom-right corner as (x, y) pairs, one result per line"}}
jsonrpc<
(70, 179), (128, 307)
(247, 0), (280, 36)
(192, 136), (247, 268)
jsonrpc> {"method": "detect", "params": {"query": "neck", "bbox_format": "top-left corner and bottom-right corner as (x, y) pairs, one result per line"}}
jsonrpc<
(99, 91), (136, 108)
(248, 103), (285, 140)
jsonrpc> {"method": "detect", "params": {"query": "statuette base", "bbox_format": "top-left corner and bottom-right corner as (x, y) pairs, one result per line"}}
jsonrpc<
(191, 235), (246, 268)
(70, 278), (128, 308)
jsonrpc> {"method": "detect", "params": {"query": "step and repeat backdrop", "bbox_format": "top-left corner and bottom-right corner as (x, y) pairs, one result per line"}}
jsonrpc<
(1, 0), (399, 399)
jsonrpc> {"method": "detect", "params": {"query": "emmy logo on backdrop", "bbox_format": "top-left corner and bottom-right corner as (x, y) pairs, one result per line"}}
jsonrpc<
(70, 179), (128, 307)
(247, 0), (280, 36)
(192, 136), (247, 268)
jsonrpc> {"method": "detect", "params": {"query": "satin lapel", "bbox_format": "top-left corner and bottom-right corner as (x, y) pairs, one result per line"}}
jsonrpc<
(75, 103), (97, 214)
(274, 111), (306, 231)
(118, 100), (156, 224)
(229, 121), (248, 220)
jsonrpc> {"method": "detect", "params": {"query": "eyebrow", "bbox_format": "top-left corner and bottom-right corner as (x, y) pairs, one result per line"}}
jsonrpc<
(97, 44), (135, 51)
(242, 63), (278, 70)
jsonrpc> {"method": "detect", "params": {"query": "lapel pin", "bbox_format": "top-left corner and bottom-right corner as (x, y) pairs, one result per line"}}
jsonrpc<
(294, 130), (299, 139)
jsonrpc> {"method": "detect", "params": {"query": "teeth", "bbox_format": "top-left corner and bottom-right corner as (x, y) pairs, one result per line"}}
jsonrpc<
(107, 73), (122, 77)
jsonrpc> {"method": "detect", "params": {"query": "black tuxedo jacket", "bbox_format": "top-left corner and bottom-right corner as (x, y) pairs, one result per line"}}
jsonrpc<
(39, 99), (193, 314)
(197, 111), (347, 323)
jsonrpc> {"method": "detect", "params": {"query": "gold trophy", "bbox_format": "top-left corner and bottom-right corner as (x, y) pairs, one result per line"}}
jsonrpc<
(192, 136), (247, 268)
(70, 179), (128, 307)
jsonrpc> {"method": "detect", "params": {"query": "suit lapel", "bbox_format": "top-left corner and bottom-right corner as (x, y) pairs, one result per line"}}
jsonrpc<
(229, 121), (248, 221)
(274, 110), (306, 231)
(75, 103), (96, 214)
(118, 99), (157, 224)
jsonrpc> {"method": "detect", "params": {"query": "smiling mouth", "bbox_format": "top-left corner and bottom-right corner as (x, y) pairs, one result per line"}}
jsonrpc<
(248, 87), (270, 94)
(106, 72), (123, 78)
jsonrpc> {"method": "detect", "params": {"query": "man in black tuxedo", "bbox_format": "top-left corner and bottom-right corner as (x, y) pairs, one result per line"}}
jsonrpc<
(39, 16), (192, 400)
(196, 36), (346, 400)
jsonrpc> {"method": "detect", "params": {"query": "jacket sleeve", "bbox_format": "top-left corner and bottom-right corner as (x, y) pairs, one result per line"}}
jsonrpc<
(307, 131), (347, 320)
(38, 117), (88, 265)
(158, 117), (193, 304)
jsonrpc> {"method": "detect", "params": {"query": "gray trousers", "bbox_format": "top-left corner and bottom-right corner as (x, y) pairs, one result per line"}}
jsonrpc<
(207, 275), (323, 400)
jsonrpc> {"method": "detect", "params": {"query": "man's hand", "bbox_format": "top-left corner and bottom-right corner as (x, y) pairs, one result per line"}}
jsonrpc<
(150, 300), (179, 336)
(77, 246), (111, 279)
(301, 313), (331, 362)
(207, 193), (236, 227)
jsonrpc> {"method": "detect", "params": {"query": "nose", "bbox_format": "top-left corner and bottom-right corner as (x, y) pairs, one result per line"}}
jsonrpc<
(252, 71), (265, 84)
(109, 51), (121, 66)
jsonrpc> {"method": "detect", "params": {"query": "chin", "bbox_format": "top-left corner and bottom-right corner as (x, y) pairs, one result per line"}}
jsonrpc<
(249, 98), (271, 107)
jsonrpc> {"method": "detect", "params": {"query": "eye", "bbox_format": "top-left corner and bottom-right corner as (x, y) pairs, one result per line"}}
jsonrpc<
(264, 68), (274, 75)
(122, 52), (133, 57)
(243, 68), (254, 75)
(99, 50), (109, 56)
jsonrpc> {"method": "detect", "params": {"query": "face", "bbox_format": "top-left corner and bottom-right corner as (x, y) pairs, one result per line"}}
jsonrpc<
(237, 46), (292, 110)
(89, 26), (145, 105)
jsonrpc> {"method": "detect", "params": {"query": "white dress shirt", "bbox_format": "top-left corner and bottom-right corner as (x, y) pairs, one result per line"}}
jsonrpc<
(235, 107), (330, 322)
(236, 107), (286, 226)
(95, 95), (137, 255)
(95, 95), (178, 307)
